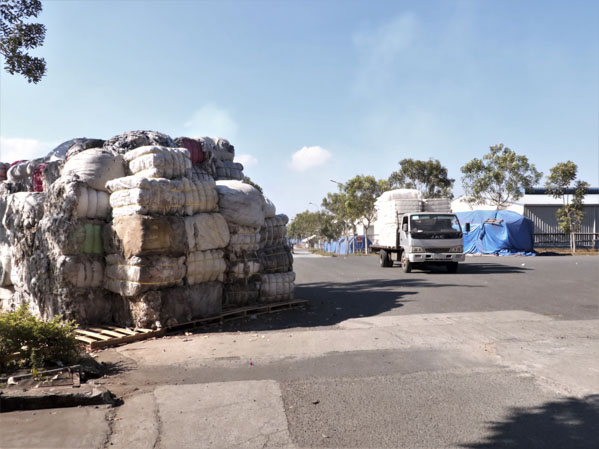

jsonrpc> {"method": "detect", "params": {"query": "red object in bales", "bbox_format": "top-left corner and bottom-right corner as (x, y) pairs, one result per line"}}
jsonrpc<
(177, 137), (204, 165)
(32, 163), (47, 192)
(10, 159), (27, 168)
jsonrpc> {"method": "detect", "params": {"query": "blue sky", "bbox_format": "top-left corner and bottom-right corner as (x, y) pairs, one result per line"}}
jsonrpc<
(1, 0), (597, 217)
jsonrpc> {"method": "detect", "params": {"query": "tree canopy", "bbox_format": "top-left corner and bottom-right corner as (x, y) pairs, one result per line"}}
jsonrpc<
(0, 0), (46, 83)
(545, 161), (589, 252)
(461, 143), (541, 208)
(388, 158), (454, 199)
(287, 210), (343, 242)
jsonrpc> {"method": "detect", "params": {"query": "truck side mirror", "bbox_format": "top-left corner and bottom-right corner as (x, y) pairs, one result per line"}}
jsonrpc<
(402, 223), (408, 232)
(464, 223), (470, 233)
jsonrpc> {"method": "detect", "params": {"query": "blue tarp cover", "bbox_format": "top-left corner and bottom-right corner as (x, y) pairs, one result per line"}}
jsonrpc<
(324, 235), (372, 254)
(455, 210), (535, 256)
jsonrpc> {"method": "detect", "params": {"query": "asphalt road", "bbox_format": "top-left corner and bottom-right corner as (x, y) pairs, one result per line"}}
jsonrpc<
(292, 251), (599, 322)
(2, 252), (598, 449)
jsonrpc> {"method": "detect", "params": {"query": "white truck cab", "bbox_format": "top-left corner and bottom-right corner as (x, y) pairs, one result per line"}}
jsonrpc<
(372, 212), (466, 273)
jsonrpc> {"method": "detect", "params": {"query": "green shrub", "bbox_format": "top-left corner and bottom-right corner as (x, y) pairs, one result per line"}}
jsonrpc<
(0, 303), (81, 374)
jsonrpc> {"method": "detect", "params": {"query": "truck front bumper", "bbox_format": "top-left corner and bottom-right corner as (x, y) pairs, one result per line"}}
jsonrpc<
(408, 253), (465, 263)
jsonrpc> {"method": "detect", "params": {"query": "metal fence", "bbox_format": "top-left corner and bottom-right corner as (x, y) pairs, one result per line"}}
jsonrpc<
(534, 233), (599, 248)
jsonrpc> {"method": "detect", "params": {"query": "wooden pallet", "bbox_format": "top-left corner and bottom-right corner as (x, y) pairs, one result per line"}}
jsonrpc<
(75, 325), (165, 350)
(167, 299), (309, 331)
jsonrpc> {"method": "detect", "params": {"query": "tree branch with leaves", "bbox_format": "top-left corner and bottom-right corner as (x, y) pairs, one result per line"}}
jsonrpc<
(1, 0), (47, 83)
(545, 161), (589, 253)
(388, 158), (454, 199)
(461, 143), (541, 209)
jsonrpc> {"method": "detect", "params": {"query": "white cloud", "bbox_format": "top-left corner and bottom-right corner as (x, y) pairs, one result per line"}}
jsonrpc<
(0, 137), (57, 163)
(289, 146), (332, 172)
(184, 104), (239, 140)
(235, 154), (258, 168)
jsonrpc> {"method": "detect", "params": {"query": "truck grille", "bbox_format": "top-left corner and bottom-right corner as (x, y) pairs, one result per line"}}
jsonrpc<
(426, 248), (450, 253)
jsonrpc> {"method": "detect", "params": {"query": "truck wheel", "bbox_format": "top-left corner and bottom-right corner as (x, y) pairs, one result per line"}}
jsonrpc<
(401, 252), (412, 273)
(380, 250), (392, 267)
(446, 262), (458, 273)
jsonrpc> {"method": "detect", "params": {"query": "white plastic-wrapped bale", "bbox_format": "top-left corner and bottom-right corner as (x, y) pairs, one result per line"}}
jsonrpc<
(45, 177), (111, 220)
(190, 165), (214, 182)
(215, 180), (266, 229)
(227, 224), (261, 254)
(161, 282), (223, 326)
(64, 138), (106, 160)
(258, 245), (293, 274)
(423, 198), (451, 213)
(42, 217), (104, 256)
(107, 176), (218, 217)
(56, 255), (104, 289)
(0, 243), (12, 287)
(259, 272), (295, 303)
(124, 146), (191, 179)
(264, 197), (276, 218)
(109, 215), (188, 258)
(186, 249), (227, 284)
(62, 148), (126, 192)
(259, 214), (288, 249)
(104, 254), (186, 297)
(128, 282), (223, 328)
(224, 280), (260, 308)
(184, 213), (230, 252)
(214, 160), (244, 181)
(226, 255), (261, 282)
(103, 130), (176, 155)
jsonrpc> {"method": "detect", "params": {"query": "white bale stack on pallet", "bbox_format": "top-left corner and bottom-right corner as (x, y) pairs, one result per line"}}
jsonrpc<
(215, 180), (265, 308)
(0, 129), (295, 327)
(258, 200), (295, 303)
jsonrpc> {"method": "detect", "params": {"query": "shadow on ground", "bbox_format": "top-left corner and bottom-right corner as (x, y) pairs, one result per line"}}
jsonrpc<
(204, 261), (528, 333)
(461, 395), (599, 449)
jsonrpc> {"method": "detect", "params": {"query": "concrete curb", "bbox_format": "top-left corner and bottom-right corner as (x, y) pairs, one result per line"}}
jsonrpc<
(0, 384), (114, 412)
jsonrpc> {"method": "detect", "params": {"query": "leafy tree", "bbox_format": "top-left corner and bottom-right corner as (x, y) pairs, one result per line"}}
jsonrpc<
(0, 0), (46, 83)
(388, 158), (454, 199)
(461, 143), (541, 209)
(545, 161), (589, 253)
(344, 175), (390, 253)
(287, 211), (343, 243)
(321, 190), (353, 254)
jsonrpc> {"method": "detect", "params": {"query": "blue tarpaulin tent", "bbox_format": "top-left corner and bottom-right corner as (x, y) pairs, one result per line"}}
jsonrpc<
(324, 236), (372, 254)
(455, 210), (535, 256)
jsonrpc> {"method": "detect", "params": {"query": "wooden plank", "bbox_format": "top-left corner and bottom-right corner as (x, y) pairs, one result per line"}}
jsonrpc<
(75, 335), (97, 344)
(76, 329), (112, 341)
(87, 327), (128, 338)
(88, 328), (165, 350)
(102, 325), (138, 335)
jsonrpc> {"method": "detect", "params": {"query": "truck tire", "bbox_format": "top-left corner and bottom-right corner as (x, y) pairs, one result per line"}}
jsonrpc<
(380, 250), (392, 267)
(446, 262), (458, 273)
(401, 252), (412, 273)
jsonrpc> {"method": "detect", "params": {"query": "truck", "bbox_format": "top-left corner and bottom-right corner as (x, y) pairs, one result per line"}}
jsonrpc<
(371, 212), (466, 273)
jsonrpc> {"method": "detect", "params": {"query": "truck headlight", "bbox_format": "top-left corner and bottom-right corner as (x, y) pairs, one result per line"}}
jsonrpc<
(410, 246), (425, 253)
(449, 246), (463, 253)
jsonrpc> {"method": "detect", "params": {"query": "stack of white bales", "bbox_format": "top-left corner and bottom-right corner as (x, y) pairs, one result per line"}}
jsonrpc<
(103, 144), (229, 328)
(423, 198), (451, 213)
(2, 146), (124, 322)
(215, 180), (265, 308)
(374, 189), (423, 247)
(258, 199), (295, 303)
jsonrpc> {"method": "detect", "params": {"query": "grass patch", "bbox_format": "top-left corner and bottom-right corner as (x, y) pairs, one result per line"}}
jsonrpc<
(535, 247), (599, 256)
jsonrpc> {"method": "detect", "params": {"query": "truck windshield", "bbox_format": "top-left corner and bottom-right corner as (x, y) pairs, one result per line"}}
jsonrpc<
(410, 215), (461, 234)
